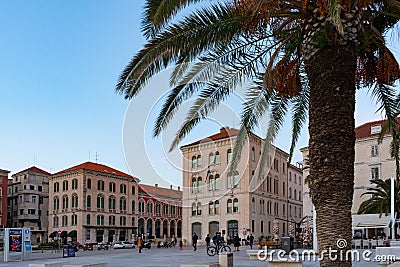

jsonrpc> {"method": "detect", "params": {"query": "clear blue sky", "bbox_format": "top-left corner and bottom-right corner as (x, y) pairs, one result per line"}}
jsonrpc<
(0, 0), (392, 186)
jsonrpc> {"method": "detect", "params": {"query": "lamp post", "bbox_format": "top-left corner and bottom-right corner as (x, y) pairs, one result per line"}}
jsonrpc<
(391, 176), (396, 240)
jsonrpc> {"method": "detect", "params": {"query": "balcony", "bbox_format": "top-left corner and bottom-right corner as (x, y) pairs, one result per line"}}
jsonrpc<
(17, 214), (39, 220)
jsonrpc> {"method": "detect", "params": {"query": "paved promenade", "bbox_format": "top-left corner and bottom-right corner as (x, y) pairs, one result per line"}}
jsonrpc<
(0, 246), (388, 267)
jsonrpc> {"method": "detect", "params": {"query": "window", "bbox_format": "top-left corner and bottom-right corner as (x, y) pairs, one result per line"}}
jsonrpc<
(282, 163), (286, 174)
(209, 153), (215, 165)
(109, 215), (116, 225)
(251, 198), (255, 213)
(274, 177), (278, 194)
(86, 214), (91, 224)
(192, 176), (202, 193)
(251, 147), (255, 161)
(109, 196), (116, 210)
(139, 200), (145, 214)
(120, 184), (127, 194)
(215, 151), (220, 165)
(299, 191), (302, 201)
(132, 200), (136, 213)
(371, 144), (378, 157)
(171, 205), (176, 216)
(191, 156), (197, 169)
(197, 155), (202, 168)
(227, 149), (232, 163)
(252, 220), (255, 233)
(87, 178), (92, 189)
(28, 209), (36, 215)
(214, 200), (219, 214)
(371, 167), (379, 179)
(260, 199), (265, 214)
(164, 203), (169, 216)
(97, 195), (105, 209)
(53, 197), (59, 210)
(274, 158), (279, 171)
(72, 194), (78, 208)
(132, 217), (135, 227)
(132, 186), (136, 195)
(54, 182), (59, 192)
(120, 216), (126, 226)
(197, 202), (202, 215)
(120, 197), (127, 211)
(32, 196), (37, 203)
(147, 201), (153, 215)
(233, 198), (239, 213)
(62, 196), (69, 209)
(209, 202), (214, 215)
(62, 215), (68, 227)
(289, 188), (292, 199)
(192, 202), (197, 216)
(208, 175), (215, 191)
(227, 199), (233, 213)
(86, 195), (91, 208)
(54, 216), (59, 227)
(71, 214), (78, 226)
(261, 221), (264, 233)
(97, 215), (104, 225)
(283, 204), (286, 215)
(282, 182), (285, 196)
(62, 180), (68, 191)
(97, 180), (105, 191)
(38, 186), (42, 192)
(72, 179), (78, 190)
(109, 182), (116, 192)
(227, 171), (239, 189)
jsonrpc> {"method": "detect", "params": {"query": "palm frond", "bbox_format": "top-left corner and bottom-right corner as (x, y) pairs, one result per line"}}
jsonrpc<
(328, 0), (344, 34)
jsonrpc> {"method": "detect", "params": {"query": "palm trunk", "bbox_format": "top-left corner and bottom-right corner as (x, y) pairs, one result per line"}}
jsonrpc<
(306, 45), (356, 267)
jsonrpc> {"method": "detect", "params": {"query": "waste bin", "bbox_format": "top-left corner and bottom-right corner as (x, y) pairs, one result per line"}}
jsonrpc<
(62, 245), (76, 258)
(281, 237), (293, 254)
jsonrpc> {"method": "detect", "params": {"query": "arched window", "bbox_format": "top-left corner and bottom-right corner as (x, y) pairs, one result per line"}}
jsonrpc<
(132, 217), (135, 227)
(209, 152), (215, 165)
(120, 216), (126, 226)
(227, 149), (232, 163)
(120, 184), (127, 194)
(71, 214), (78, 225)
(108, 196), (116, 210)
(62, 215), (68, 227)
(233, 198), (239, 213)
(192, 156), (197, 169)
(215, 151), (220, 165)
(192, 177), (197, 193)
(294, 189), (297, 200)
(251, 147), (255, 161)
(62, 195), (69, 209)
(214, 200), (219, 214)
(227, 199), (233, 213)
(54, 182), (59, 192)
(196, 202), (202, 215)
(215, 174), (220, 190)
(97, 180), (104, 191)
(208, 175), (214, 191)
(87, 178), (91, 189)
(86, 214), (91, 225)
(97, 194), (104, 209)
(299, 191), (302, 201)
(53, 216), (59, 227)
(197, 177), (202, 192)
(54, 197), (59, 211)
(227, 171), (239, 189)
(260, 199), (265, 214)
(72, 179), (78, 190)
(62, 181), (68, 191)
(147, 201), (153, 215)
(86, 195), (91, 209)
(120, 197), (127, 211)
(283, 204), (286, 215)
(192, 202), (197, 216)
(72, 194), (78, 208)
(164, 204), (169, 216)
(197, 155), (202, 168)
(109, 182), (115, 192)
(155, 202), (160, 215)
(251, 198), (255, 213)
(109, 215), (115, 225)
(209, 202), (214, 215)
(138, 200), (145, 214)
(132, 200), (136, 213)
(97, 215), (104, 225)
(289, 188), (292, 199)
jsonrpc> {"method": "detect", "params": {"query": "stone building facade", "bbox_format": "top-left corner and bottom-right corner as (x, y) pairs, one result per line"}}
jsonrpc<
(7, 167), (50, 245)
(301, 118), (398, 217)
(138, 184), (182, 241)
(48, 162), (139, 244)
(180, 127), (303, 244)
(0, 168), (10, 227)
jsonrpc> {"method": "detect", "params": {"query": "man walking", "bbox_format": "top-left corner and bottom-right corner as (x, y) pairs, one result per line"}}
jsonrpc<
(205, 234), (211, 249)
(249, 234), (254, 249)
(192, 232), (198, 251)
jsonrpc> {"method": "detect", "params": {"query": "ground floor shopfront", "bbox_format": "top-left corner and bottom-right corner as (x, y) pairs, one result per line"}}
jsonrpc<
(137, 218), (182, 239)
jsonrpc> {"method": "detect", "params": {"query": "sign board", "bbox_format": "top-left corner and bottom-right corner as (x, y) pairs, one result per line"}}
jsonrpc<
(9, 229), (23, 253)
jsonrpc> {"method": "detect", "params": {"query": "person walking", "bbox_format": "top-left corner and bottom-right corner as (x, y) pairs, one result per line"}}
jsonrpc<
(205, 234), (211, 249)
(137, 236), (143, 253)
(179, 239), (183, 250)
(233, 234), (241, 252)
(249, 234), (254, 249)
(192, 232), (198, 251)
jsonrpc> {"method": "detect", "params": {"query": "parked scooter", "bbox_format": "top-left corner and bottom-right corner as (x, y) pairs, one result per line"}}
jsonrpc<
(97, 242), (109, 250)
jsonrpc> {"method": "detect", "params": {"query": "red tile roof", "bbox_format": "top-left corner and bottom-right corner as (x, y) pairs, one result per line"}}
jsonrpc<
(181, 127), (240, 148)
(139, 184), (182, 200)
(53, 162), (133, 179)
(355, 117), (400, 139)
(13, 166), (50, 176)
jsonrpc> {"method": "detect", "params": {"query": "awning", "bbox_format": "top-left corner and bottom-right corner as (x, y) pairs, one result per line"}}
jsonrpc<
(352, 214), (392, 229)
(67, 230), (77, 238)
(49, 231), (57, 238)
(60, 231), (68, 238)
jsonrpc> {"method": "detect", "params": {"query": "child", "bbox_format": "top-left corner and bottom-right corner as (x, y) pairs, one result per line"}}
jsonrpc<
(179, 239), (183, 250)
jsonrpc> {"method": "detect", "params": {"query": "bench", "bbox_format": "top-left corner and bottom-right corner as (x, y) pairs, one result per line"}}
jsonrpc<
(267, 260), (302, 267)
(63, 263), (106, 267)
(259, 241), (281, 248)
(29, 262), (65, 267)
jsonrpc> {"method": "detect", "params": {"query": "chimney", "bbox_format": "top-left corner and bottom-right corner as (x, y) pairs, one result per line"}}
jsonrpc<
(178, 186), (180, 191)
(155, 184), (158, 188)
(220, 126), (230, 132)
(170, 185), (173, 190)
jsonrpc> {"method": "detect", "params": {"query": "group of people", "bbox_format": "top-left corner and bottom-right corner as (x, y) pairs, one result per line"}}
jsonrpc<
(192, 232), (255, 252)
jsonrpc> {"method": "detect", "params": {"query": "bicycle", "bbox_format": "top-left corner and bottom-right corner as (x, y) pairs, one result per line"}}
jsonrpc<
(207, 242), (231, 256)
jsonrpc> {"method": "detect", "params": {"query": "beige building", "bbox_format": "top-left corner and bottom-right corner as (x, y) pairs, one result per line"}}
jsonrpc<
(7, 167), (50, 245)
(48, 162), (139, 244)
(180, 127), (303, 244)
(301, 118), (397, 217)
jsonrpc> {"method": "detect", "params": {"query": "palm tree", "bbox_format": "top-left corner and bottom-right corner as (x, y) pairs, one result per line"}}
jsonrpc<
(358, 179), (400, 216)
(116, 1), (400, 266)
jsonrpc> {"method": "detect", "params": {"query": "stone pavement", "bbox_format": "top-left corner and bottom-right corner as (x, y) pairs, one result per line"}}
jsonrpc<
(0, 247), (386, 267)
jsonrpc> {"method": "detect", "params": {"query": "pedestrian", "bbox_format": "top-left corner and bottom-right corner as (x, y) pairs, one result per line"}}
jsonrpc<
(174, 236), (178, 246)
(249, 234), (254, 249)
(137, 236), (143, 253)
(233, 233), (241, 252)
(192, 232), (198, 251)
(179, 239), (183, 250)
(205, 234), (211, 249)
